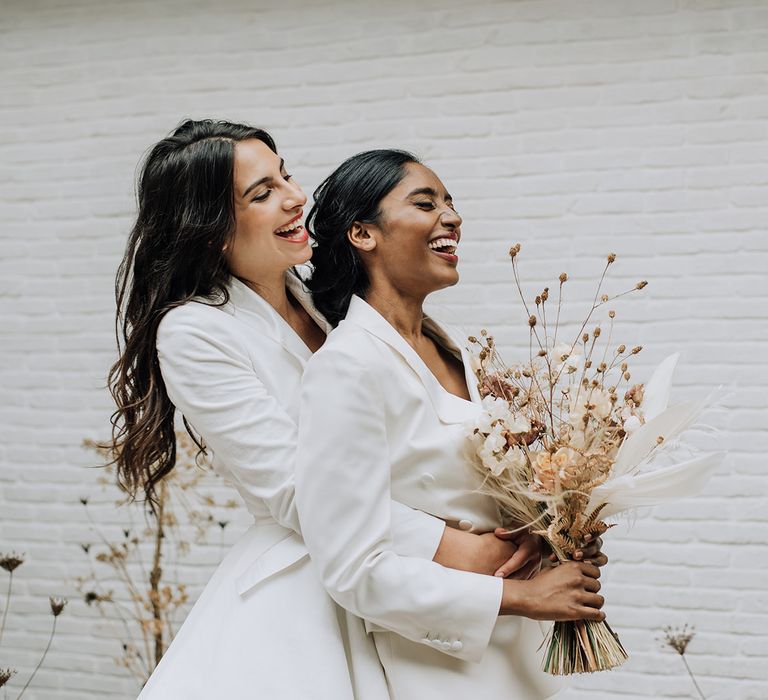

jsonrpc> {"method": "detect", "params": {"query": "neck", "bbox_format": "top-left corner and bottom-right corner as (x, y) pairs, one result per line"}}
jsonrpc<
(364, 280), (425, 341)
(241, 267), (293, 319)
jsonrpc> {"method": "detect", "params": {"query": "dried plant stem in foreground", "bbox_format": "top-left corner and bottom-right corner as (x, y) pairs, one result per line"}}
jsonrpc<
(79, 432), (238, 685)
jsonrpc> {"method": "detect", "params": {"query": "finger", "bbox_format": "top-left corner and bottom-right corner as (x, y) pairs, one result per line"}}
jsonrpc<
(584, 577), (601, 593)
(579, 562), (601, 579)
(577, 606), (606, 622)
(506, 559), (539, 580)
(573, 550), (584, 561)
(494, 550), (533, 578)
(494, 527), (526, 542)
(587, 553), (608, 568)
(580, 593), (605, 609)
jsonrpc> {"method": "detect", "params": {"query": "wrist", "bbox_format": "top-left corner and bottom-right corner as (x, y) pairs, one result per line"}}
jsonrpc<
(499, 578), (533, 616)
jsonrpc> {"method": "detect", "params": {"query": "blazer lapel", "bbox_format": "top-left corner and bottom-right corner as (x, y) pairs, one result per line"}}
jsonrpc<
(227, 274), (313, 366)
(345, 296), (478, 424)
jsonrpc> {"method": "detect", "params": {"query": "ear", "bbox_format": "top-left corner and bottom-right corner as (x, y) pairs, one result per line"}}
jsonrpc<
(347, 222), (377, 253)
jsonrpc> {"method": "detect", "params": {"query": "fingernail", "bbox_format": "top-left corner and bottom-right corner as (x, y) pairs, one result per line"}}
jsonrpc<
(494, 571), (505, 577)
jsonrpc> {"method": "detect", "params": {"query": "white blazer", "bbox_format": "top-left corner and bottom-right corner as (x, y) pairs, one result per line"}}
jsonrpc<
(296, 295), (562, 699)
(138, 272), (445, 700)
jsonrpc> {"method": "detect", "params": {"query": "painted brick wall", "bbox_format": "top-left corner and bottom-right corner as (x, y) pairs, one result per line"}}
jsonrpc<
(1, 0), (766, 697)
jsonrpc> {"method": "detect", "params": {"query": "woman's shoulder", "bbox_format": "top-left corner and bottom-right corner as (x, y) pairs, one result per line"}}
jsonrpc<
(307, 318), (382, 373)
(156, 298), (242, 354)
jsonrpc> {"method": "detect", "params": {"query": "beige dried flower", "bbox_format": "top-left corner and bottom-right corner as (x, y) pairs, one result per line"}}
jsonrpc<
(559, 272), (568, 283)
(541, 287), (549, 302)
(593, 327), (601, 338)
(509, 243), (521, 258)
(631, 346), (643, 355)
(617, 344), (626, 354)
(608, 310), (616, 319)
(0, 553), (24, 573)
(625, 384), (644, 406)
(636, 280), (648, 290)
(607, 253), (616, 264)
(601, 294), (609, 302)
(528, 315), (537, 328)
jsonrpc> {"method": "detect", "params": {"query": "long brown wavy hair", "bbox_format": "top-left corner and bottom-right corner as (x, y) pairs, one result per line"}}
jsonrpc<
(107, 119), (277, 511)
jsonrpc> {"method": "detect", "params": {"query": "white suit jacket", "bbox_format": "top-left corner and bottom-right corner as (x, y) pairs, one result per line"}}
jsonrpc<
(146, 273), (449, 699)
(296, 295), (505, 665)
(156, 272), (446, 590)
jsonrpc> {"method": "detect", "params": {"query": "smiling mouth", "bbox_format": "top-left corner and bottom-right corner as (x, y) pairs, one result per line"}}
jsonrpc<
(428, 237), (458, 258)
(274, 214), (306, 242)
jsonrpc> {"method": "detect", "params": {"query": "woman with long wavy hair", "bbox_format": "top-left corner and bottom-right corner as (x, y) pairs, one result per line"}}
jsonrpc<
(108, 120), (544, 699)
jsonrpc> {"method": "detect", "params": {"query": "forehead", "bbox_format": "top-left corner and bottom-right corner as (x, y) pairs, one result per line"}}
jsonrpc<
(233, 139), (280, 182)
(389, 162), (450, 199)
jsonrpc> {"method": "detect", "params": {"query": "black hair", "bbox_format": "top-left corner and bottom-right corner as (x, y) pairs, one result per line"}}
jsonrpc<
(108, 118), (276, 510)
(306, 149), (420, 327)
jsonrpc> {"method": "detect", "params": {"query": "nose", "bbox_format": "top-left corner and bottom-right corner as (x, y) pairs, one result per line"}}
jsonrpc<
(441, 205), (462, 231)
(283, 179), (307, 210)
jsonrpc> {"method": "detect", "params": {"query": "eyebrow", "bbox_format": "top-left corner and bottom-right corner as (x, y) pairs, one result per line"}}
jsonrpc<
(407, 186), (453, 202)
(242, 158), (285, 198)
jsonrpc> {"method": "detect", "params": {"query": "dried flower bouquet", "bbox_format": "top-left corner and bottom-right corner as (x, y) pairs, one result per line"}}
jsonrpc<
(467, 246), (723, 676)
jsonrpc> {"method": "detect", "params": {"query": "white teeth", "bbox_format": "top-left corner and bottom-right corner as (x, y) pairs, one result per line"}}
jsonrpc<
(275, 220), (301, 234)
(428, 238), (458, 252)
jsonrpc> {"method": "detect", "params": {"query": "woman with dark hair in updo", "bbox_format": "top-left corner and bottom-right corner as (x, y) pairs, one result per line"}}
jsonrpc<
(108, 120), (540, 698)
(296, 150), (607, 699)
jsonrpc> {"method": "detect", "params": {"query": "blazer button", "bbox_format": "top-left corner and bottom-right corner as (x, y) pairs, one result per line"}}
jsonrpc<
(420, 473), (436, 485)
(440, 641), (452, 651)
(451, 640), (463, 652)
(458, 519), (473, 531)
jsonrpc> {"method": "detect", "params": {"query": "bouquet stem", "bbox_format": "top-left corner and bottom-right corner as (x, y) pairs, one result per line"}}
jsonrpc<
(542, 618), (628, 675)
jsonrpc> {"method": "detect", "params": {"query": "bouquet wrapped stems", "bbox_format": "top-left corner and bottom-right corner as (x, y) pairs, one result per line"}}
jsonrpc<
(543, 617), (627, 675)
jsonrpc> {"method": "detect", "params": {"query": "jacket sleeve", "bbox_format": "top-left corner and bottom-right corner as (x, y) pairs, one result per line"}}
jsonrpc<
(156, 304), (445, 557)
(296, 346), (503, 663)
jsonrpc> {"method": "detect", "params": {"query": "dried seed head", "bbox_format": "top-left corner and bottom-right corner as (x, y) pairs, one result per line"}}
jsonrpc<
(487, 336), (495, 347)
(585, 360), (593, 369)
(535, 295), (541, 306)
(0, 553), (24, 573)
(624, 371), (631, 380)
(0, 669), (16, 689)
(559, 272), (568, 283)
(509, 243), (522, 259)
(636, 280), (648, 290)
(608, 310), (616, 319)
(468, 335), (478, 344)
(582, 333), (589, 343)
(593, 327), (602, 338)
(601, 294), (609, 303)
(528, 315), (537, 328)
(656, 436), (665, 445)
(537, 349), (547, 357)
(662, 625), (695, 656)
(49, 596), (67, 617)
(607, 253), (616, 264)
(598, 362), (607, 372)
(480, 329), (487, 336)
(617, 344), (626, 354)
(541, 287), (549, 302)
(632, 345), (643, 354)
(620, 362), (628, 372)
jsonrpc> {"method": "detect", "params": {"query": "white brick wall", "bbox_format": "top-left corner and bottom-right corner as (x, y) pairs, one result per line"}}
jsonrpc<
(1, 0), (766, 697)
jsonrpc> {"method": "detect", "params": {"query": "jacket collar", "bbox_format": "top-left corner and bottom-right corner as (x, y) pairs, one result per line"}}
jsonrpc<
(344, 294), (480, 423)
(225, 268), (330, 365)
